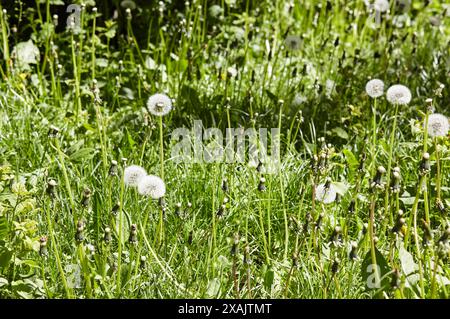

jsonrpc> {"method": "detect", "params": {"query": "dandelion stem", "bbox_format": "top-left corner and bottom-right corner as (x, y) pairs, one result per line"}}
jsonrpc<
(44, 202), (72, 298)
(116, 166), (126, 296)
(369, 195), (380, 290)
(384, 103), (399, 219)
(371, 98), (377, 171)
(435, 138), (442, 200)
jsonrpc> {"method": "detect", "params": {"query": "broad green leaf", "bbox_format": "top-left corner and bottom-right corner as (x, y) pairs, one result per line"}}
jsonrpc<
(0, 215), (8, 240)
(206, 278), (221, 297)
(361, 248), (390, 294)
(399, 246), (418, 276)
(343, 149), (358, 168)
(265, 90), (278, 104)
(400, 197), (416, 205)
(0, 277), (8, 288)
(332, 127), (349, 140)
(69, 148), (96, 162)
(332, 182), (349, 196)
(0, 246), (13, 268)
(264, 267), (275, 291)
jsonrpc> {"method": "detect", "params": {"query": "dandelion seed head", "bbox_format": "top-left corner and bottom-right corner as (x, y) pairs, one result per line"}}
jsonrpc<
(315, 183), (337, 204)
(124, 165), (147, 187)
(137, 175), (166, 199)
(374, 0), (390, 12)
(386, 84), (412, 105)
(146, 93), (173, 116)
(377, 166), (386, 174)
(120, 0), (136, 10)
(427, 113), (449, 138)
(365, 79), (384, 98)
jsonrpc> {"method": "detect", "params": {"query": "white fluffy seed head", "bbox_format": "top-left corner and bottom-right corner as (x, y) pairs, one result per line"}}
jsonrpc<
(146, 93), (172, 116)
(124, 165), (147, 187)
(315, 183), (337, 204)
(137, 175), (166, 199)
(374, 0), (390, 12)
(386, 84), (412, 105)
(365, 79), (384, 98)
(426, 113), (449, 138)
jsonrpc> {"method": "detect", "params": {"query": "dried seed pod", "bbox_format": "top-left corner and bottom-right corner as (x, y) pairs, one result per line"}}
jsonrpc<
(258, 177), (266, 192)
(420, 153), (430, 175)
(75, 220), (85, 243)
(47, 125), (60, 138)
(315, 213), (324, 229)
(331, 258), (339, 274)
(140, 255), (147, 269)
(256, 161), (263, 173)
(349, 241), (358, 261)
(371, 166), (386, 191)
(222, 178), (229, 193)
(104, 227), (112, 243)
(187, 230), (193, 245)
(435, 199), (446, 214)
(292, 252), (298, 267)
(81, 187), (91, 207)
(129, 224), (138, 244)
(39, 236), (48, 257)
(422, 220), (433, 247)
(111, 202), (120, 216)
(330, 226), (342, 245)
(108, 160), (118, 177)
(391, 268), (401, 289)
(46, 179), (58, 198)
(358, 153), (367, 173)
(390, 169), (401, 193)
(362, 223), (368, 236)
(243, 245), (251, 265)
(348, 199), (356, 214)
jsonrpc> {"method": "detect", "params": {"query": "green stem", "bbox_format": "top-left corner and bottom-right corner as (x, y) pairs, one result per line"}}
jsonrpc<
(384, 103), (399, 218)
(44, 202), (72, 298)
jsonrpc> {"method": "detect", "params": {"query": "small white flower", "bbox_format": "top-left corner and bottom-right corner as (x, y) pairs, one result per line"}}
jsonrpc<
(138, 175), (166, 199)
(315, 183), (337, 204)
(124, 165), (147, 187)
(386, 84), (412, 105)
(147, 93), (173, 116)
(365, 79), (384, 98)
(427, 113), (449, 138)
(374, 0), (390, 12)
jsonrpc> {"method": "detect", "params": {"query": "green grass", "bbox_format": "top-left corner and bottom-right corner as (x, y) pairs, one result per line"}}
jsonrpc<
(0, 0), (449, 299)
